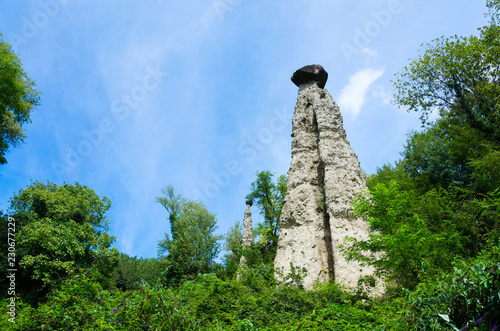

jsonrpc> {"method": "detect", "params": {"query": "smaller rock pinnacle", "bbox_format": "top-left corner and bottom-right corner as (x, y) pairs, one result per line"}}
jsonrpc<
(291, 64), (328, 89)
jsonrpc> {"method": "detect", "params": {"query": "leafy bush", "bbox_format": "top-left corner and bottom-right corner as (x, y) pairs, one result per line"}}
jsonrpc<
(0, 272), (203, 330)
(343, 182), (462, 289)
(397, 239), (500, 330)
(176, 272), (384, 330)
(111, 253), (167, 291)
(343, 181), (500, 290)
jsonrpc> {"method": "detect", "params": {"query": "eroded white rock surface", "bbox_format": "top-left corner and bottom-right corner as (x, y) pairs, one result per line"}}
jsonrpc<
(239, 201), (253, 266)
(274, 82), (377, 291)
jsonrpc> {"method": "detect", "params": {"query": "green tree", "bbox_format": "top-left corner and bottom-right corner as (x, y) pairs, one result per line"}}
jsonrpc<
(0, 33), (40, 165)
(366, 162), (410, 192)
(400, 118), (500, 193)
(157, 187), (221, 283)
(156, 185), (186, 239)
(342, 181), (487, 290)
(222, 221), (243, 277)
(390, 0), (500, 196)
(394, 3), (500, 139)
(245, 171), (286, 260)
(4, 181), (118, 304)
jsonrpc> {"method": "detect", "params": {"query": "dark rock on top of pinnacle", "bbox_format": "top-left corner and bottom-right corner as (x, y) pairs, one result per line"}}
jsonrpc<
(245, 199), (253, 206)
(291, 64), (328, 89)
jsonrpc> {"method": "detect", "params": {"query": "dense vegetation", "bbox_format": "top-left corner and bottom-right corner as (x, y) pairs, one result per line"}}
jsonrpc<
(1, 1), (500, 329)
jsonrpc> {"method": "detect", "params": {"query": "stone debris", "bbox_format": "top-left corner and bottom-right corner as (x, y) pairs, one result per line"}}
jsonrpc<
(274, 65), (378, 291)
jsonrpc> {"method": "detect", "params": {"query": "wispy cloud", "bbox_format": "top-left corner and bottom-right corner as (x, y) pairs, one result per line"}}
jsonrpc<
(337, 68), (385, 117)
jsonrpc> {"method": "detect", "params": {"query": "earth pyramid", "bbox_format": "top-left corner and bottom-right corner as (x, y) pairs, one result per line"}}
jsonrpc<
(274, 64), (377, 290)
(239, 199), (254, 266)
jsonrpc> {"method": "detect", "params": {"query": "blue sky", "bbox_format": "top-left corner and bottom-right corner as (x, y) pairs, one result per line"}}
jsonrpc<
(0, 0), (489, 259)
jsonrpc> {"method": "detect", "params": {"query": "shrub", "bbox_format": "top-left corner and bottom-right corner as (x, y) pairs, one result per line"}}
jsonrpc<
(0, 273), (203, 330)
(400, 238), (500, 330)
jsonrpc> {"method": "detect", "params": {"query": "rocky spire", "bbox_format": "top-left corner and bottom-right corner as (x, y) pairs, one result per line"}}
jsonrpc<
(274, 65), (377, 290)
(239, 199), (253, 266)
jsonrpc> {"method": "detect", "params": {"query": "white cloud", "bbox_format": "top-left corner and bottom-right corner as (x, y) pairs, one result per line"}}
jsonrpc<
(337, 68), (385, 117)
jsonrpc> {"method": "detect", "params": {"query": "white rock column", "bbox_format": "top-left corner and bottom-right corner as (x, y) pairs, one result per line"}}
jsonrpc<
(274, 81), (334, 289)
(274, 65), (378, 292)
(239, 199), (253, 266)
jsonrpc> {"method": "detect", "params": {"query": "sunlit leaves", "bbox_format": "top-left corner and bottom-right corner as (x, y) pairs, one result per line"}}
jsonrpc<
(394, 16), (500, 142)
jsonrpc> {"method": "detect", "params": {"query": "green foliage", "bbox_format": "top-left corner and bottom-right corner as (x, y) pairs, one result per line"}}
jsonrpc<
(275, 262), (308, 290)
(111, 253), (168, 291)
(393, 22), (500, 141)
(245, 171), (286, 262)
(343, 0), (500, 296)
(487, 0), (500, 24)
(4, 256), (494, 330)
(392, 0), (500, 195)
(401, 117), (500, 193)
(0, 272), (203, 330)
(222, 221), (244, 278)
(342, 181), (500, 290)
(157, 186), (221, 283)
(178, 272), (384, 330)
(4, 181), (119, 305)
(470, 149), (500, 193)
(366, 163), (409, 192)
(0, 33), (40, 165)
(402, 125), (471, 191)
(0, 266), (390, 330)
(237, 260), (276, 291)
(156, 185), (187, 240)
(397, 239), (500, 330)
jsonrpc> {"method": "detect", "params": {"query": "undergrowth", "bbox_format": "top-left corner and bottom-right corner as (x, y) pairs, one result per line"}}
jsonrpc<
(1, 243), (498, 330)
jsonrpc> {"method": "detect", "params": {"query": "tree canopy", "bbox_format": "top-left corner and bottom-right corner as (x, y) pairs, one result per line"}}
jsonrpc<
(0, 33), (40, 165)
(393, 14), (500, 142)
(4, 181), (118, 304)
(390, 0), (500, 194)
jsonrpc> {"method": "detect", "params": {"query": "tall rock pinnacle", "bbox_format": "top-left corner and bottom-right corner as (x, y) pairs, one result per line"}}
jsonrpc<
(274, 65), (376, 290)
(239, 199), (253, 266)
